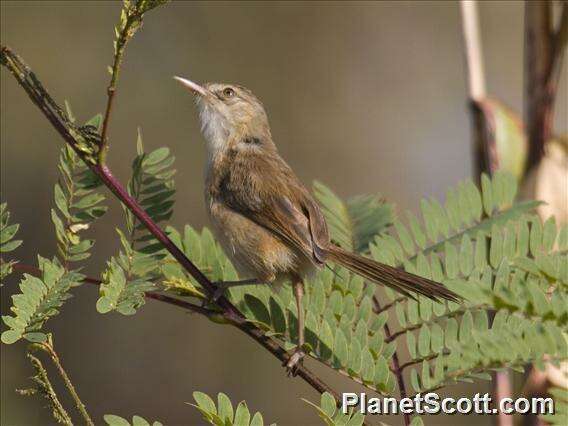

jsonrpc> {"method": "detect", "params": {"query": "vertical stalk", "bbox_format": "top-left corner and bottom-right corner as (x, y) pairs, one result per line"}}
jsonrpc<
(460, 0), (486, 101)
(524, 1), (553, 174)
(460, 0), (495, 180)
(373, 296), (410, 426)
(461, 4), (516, 425)
(38, 342), (95, 426)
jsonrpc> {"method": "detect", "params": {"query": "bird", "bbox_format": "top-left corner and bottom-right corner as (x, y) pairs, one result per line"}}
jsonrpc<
(174, 76), (460, 374)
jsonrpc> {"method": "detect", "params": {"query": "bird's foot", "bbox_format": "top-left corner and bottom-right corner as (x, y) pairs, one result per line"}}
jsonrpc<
(200, 282), (226, 307)
(284, 347), (305, 377)
(201, 279), (261, 307)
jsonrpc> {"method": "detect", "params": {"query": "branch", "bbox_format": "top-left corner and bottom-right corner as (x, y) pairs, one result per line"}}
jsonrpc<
(0, 46), (341, 404)
(8, 262), (215, 317)
(100, 0), (169, 164)
(524, 0), (567, 173)
(372, 296), (410, 426)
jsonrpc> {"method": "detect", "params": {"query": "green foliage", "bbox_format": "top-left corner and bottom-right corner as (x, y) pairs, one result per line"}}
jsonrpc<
(97, 253), (154, 315)
(371, 172), (539, 265)
(369, 171), (567, 393)
(164, 226), (399, 393)
(314, 181), (393, 253)
(1, 202), (23, 280)
(1, 257), (83, 344)
(125, 130), (176, 255)
(104, 414), (163, 426)
(97, 134), (174, 315)
(162, 172), (567, 401)
(303, 392), (365, 426)
(189, 391), (272, 426)
(1, 125), (106, 343)
(16, 351), (72, 425)
(53, 105), (107, 265)
(162, 225), (235, 297)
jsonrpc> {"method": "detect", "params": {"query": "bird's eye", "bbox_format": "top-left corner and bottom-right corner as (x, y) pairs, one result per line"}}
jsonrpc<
(223, 87), (235, 98)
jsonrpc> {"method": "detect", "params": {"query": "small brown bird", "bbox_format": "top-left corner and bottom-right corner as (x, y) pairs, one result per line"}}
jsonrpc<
(175, 77), (459, 373)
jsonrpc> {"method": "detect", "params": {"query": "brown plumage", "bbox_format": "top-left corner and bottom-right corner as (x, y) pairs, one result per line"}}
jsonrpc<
(175, 77), (460, 373)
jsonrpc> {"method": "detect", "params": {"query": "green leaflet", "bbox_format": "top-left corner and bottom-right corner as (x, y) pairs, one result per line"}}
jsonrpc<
(0, 202), (23, 280)
(1, 257), (83, 344)
(189, 391), (271, 426)
(302, 392), (365, 426)
(103, 414), (163, 426)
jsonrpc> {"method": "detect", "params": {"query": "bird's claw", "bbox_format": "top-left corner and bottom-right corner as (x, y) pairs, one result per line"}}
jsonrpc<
(201, 282), (226, 307)
(284, 347), (305, 377)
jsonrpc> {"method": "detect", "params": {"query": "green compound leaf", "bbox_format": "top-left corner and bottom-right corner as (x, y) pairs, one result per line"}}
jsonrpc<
(188, 391), (270, 426)
(103, 414), (163, 426)
(0, 203), (23, 280)
(51, 139), (107, 265)
(2, 257), (83, 344)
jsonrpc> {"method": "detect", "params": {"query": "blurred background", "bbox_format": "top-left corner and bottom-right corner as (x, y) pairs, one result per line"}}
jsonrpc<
(1, 1), (566, 425)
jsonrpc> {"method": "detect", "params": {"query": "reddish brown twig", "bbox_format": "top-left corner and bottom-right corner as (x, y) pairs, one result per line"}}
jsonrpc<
(9, 263), (215, 317)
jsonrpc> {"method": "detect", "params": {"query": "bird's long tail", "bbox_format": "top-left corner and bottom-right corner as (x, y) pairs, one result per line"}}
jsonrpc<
(325, 246), (460, 302)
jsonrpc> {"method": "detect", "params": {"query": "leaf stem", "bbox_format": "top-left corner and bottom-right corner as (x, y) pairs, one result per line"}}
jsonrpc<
(37, 341), (94, 426)
(398, 353), (441, 372)
(19, 352), (73, 425)
(372, 296), (410, 426)
(99, 2), (143, 164)
(385, 306), (475, 343)
(373, 296), (406, 315)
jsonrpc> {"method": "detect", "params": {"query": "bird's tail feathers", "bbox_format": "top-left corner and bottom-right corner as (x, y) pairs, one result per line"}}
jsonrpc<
(325, 246), (460, 302)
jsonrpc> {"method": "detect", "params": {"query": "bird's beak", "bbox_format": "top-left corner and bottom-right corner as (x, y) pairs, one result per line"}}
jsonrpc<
(173, 76), (208, 97)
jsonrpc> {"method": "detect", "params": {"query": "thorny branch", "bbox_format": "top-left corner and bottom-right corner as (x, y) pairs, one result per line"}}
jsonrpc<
(0, 45), (344, 409)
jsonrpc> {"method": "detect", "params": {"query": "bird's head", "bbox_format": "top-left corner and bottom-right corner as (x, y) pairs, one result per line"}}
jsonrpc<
(174, 76), (272, 155)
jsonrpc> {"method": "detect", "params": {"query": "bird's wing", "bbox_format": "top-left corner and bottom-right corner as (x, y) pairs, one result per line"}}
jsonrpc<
(264, 191), (329, 264)
(220, 157), (330, 265)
